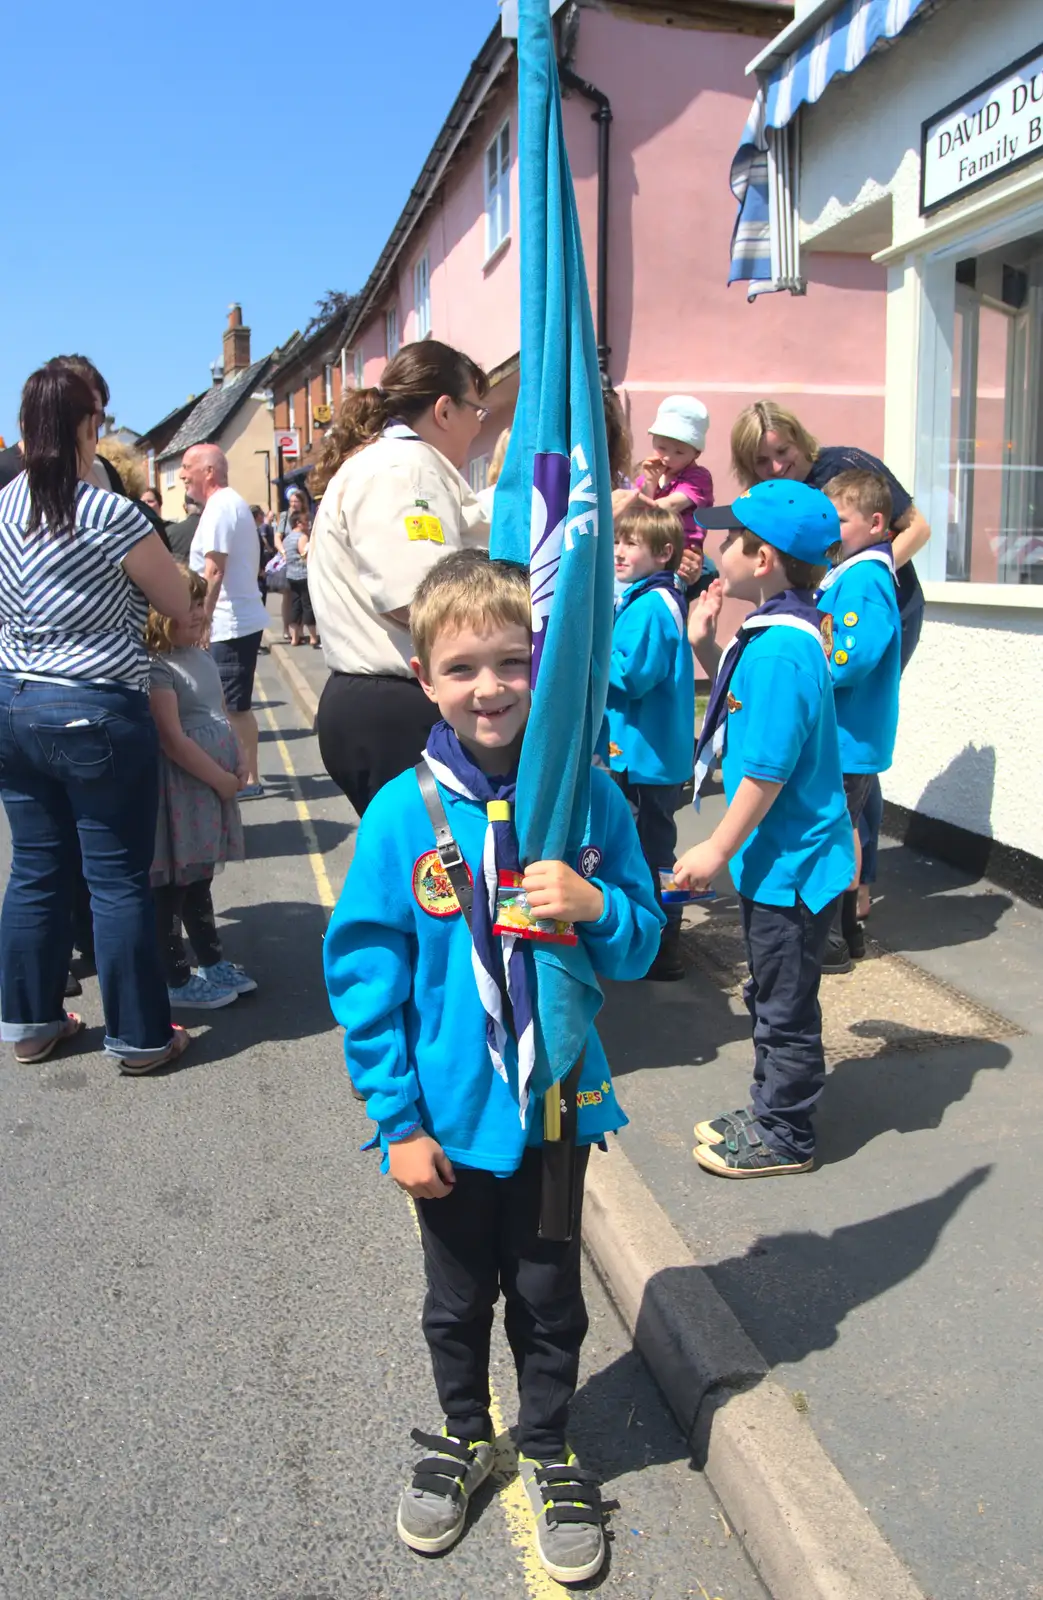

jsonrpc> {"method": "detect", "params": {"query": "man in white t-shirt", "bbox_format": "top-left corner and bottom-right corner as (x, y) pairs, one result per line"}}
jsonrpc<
(182, 444), (269, 795)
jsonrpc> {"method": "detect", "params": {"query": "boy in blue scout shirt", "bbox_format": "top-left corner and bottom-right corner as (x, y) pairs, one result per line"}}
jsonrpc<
(817, 470), (902, 972)
(676, 481), (854, 1178)
(324, 550), (662, 1584)
(606, 503), (695, 981)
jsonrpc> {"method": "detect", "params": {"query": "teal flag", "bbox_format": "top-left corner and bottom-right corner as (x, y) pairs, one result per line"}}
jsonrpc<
(491, 0), (615, 1084)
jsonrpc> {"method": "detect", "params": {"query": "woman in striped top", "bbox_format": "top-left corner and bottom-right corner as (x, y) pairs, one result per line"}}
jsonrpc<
(0, 360), (193, 1072)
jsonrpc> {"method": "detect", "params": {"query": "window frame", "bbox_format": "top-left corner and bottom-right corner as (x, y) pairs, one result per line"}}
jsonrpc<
(385, 306), (399, 360)
(484, 118), (511, 262)
(413, 252), (431, 339)
(353, 348), (364, 389)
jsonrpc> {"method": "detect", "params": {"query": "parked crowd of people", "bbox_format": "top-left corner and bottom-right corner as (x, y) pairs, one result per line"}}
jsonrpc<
(0, 335), (928, 1586)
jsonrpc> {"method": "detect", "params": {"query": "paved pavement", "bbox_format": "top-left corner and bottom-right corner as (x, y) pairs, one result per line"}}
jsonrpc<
(0, 653), (766, 1600)
(607, 798), (1043, 1600)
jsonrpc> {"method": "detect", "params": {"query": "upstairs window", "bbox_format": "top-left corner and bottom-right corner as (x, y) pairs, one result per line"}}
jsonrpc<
(385, 307), (399, 360)
(353, 348), (364, 388)
(485, 120), (511, 260)
(414, 253), (431, 339)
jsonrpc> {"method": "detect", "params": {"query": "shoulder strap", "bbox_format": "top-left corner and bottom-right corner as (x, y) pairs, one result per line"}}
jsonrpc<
(415, 762), (474, 925)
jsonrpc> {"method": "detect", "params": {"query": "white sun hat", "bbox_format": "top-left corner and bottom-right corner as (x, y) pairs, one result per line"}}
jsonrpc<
(648, 395), (710, 452)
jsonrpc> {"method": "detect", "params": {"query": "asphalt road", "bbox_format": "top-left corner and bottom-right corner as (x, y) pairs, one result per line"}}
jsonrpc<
(0, 655), (766, 1600)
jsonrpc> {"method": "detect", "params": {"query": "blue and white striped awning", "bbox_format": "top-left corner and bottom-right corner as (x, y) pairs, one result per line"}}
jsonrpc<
(729, 0), (933, 290)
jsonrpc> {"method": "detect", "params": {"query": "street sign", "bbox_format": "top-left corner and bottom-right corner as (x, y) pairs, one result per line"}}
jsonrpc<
(275, 428), (300, 463)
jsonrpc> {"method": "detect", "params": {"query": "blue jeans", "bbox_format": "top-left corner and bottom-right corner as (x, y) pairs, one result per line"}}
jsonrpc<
(0, 675), (173, 1061)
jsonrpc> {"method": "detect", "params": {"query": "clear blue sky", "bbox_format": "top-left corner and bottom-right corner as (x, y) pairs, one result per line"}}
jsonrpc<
(0, 0), (498, 444)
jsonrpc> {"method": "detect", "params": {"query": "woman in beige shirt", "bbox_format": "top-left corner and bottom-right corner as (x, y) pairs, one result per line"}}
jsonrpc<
(307, 341), (491, 815)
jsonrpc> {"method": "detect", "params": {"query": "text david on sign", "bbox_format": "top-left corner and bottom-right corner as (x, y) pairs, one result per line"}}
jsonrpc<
(921, 44), (1043, 214)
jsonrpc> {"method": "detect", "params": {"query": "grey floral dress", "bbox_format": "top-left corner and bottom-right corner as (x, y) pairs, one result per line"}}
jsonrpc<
(150, 646), (245, 886)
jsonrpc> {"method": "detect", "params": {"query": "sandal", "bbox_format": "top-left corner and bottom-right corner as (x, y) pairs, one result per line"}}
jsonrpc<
(118, 1024), (191, 1077)
(14, 1012), (85, 1064)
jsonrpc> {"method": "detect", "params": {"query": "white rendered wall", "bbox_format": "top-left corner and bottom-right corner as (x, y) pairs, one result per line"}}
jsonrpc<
(887, 605), (1043, 857)
(794, 0), (1043, 858)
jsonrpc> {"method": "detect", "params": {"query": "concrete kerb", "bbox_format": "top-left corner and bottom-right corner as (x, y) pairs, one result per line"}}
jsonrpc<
(584, 1142), (927, 1600)
(266, 642), (928, 1600)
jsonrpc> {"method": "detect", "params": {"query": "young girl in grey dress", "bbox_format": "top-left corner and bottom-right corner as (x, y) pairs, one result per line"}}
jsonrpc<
(147, 569), (256, 1010)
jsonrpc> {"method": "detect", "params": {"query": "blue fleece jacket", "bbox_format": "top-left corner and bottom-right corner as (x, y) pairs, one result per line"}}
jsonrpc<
(606, 582), (694, 785)
(323, 764), (663, 1178)
(817, 556), (901, 774)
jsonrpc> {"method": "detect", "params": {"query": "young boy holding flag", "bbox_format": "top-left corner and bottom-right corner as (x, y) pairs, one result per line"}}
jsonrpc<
(677, 481), (854, 1177)
(324, 550), (661, 1582)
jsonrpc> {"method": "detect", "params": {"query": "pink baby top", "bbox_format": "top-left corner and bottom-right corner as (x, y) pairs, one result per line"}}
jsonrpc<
(636, 461), (714, 546)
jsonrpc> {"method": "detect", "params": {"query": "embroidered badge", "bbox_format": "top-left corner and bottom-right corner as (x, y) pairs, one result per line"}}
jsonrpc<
(412, 851), (471, 917)
(843, 611), (859, 627)
(608, 741), (623, 759)
(834, 648), (849, 664)
(578, 845), (603, 879)
(727, 691), (742, 713)
(404, 514), (445, 544)
(820, 613), (834, 659)
(845, 635), (856, 649)
(577, 1089), (604, 1108)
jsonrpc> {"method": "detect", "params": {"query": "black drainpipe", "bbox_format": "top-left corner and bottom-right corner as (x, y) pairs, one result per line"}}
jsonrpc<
(558, 65), (612, 386)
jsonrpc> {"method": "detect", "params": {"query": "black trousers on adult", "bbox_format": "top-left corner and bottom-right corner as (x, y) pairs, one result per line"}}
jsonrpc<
(316, 671), (438, 818)
(153, 876), (222, 988)
(415, 1147), (590, 1461)
(741, 895), (839, 1162)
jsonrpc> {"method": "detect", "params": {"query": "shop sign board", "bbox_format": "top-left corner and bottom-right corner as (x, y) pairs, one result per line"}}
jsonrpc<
(275, 428), (300, 463)
(921, 43), (1043, 214)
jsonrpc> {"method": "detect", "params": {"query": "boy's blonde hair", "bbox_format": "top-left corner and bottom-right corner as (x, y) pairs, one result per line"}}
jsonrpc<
(411, 549), (531, 671)
(614, 503), (683, 573)
(823, 469), (893, 528)
(731, 401), (820, 491)
(146, 565), (207, 654)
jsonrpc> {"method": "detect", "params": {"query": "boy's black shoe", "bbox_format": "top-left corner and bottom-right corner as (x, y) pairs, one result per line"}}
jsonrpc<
(846, 920), (866, 960)
(694, 1120), (813, 1179)
(694, 1106), (754, 1145)
(820, 932), (853, 975)
(397, 1427), (494, 1554)
(643, 922), (685, 982)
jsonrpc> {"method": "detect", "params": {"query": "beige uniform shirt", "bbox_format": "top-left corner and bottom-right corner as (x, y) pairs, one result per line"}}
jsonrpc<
(308, 433), (490, 676)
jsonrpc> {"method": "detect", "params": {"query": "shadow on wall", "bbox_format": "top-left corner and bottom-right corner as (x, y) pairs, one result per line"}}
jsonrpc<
(915, 743), (996, 840)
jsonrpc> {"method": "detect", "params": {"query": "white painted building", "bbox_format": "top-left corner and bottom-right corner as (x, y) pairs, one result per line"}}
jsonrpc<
(739, 0), (1043, 882)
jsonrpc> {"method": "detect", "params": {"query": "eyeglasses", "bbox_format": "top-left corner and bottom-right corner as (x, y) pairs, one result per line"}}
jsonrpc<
(457, 397), (490, 424)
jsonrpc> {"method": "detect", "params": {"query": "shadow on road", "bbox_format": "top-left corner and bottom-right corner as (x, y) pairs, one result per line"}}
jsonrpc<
(243, 816), (354, 859)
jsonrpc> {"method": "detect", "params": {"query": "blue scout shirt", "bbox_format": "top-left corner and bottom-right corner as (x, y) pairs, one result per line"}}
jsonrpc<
(817, 554), (901, 774)
(721, 624), (853, 912)
(324, 764), (663, 1179)
(606, 582), (694, 786)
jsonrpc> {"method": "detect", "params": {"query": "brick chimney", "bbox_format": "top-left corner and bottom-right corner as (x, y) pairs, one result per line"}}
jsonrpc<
(223, 304), (252, 375)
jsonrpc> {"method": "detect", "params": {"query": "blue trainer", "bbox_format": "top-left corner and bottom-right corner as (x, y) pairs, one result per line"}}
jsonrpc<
(198, 960), (258, 995)
(168, 973), (238, 1010)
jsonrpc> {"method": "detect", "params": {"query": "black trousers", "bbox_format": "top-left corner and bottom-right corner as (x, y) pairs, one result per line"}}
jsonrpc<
(614, 774), (683, 927)
(741, 895), (839, 1161)
(286, 576), (315, 628)
(153, 877), (222, 988)
(415, 1147), (590, 1461)
(317, 672), (438, 818)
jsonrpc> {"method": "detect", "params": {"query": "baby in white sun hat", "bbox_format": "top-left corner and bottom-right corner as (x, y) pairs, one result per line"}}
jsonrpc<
(636, 395), (713, 549)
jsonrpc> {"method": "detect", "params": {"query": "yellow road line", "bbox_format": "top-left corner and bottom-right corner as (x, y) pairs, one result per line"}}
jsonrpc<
(257, 677), (561, 1596)
(255, 689), (336, 911)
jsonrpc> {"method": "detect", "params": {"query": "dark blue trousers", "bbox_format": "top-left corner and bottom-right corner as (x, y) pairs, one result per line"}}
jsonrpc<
(614, 776), (683, 927)
(740, 895), (839, 1161)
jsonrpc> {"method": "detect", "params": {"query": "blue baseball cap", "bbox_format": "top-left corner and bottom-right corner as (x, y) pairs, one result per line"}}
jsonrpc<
(697, 480), (840, 564)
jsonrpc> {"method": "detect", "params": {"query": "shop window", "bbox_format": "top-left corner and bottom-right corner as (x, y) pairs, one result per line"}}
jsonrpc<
(485, 120), (511, 260)
(947, 230), (1043, 584)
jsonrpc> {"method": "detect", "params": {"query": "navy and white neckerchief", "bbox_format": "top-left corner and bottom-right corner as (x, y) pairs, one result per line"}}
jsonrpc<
(422, 721), (536, 1124)
(615, 570), (688, 636)
(382, 418), (421, 442)
(692, 589), (827, 803)
(817, 541), (896, 595)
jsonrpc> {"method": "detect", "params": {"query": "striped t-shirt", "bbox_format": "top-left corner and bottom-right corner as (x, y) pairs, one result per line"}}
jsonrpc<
(0, 473), (154, 690)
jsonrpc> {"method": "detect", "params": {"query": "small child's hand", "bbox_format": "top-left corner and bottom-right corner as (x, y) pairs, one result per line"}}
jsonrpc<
(673, 841), (726, 893)
(677, 545), (705, 586)
(641, 452), (665, 480)
(687, 579), (723, 648)
(388, 1131), (456, 1200)
(522, 860), (604, 924)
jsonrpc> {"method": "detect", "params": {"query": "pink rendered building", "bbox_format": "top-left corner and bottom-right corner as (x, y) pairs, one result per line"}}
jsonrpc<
(339, 0), (886, 518)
